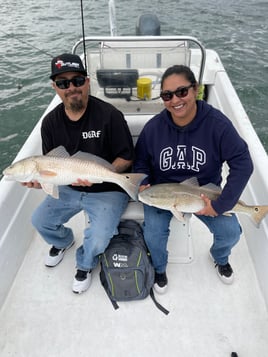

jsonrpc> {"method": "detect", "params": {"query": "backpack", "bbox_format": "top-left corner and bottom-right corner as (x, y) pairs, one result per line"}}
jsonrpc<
(100, 219), (169, 315)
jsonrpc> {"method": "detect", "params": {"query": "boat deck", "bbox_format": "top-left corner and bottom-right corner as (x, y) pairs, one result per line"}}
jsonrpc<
(1, 213), (268, 357)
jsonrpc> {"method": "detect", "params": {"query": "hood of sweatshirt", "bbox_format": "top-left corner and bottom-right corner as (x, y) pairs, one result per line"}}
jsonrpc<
(162, 100), (212, 133)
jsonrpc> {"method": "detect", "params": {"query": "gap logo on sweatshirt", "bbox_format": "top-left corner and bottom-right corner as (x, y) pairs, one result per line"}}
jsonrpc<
(160, 145), (206, 172)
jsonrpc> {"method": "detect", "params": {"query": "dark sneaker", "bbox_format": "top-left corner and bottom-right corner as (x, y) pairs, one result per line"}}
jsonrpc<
(72, 269), (92, 294)
(209, 252), (234, 284)
(154, 272), (168, 294)
(45, 241), (75, 267)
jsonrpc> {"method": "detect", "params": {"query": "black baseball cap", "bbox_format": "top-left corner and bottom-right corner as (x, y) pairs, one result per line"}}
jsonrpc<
(50, 53), (87, 80)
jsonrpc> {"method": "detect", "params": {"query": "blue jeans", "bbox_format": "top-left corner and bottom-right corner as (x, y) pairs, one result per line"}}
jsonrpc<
(32, 186), (129, 271)
(143, 205), (241, 273)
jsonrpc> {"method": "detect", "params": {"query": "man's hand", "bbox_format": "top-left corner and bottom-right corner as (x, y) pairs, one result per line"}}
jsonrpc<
(71, 179), (93, 187)
(195, 194), (218, 217)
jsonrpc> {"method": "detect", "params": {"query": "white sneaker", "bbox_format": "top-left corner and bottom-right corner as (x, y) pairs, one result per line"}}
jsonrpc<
(209, 251), (234, 284)
(45, 241), (75, 267)
(72, 270), (92, 294)
(153, 272), (168, 294)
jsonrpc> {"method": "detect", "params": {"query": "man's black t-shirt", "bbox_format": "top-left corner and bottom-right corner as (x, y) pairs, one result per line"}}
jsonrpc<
(41, 95), (134, 193)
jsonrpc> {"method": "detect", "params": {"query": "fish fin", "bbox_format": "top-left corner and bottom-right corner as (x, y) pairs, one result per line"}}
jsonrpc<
(180, 177), (200, 187)
(71, 151), (116, 171)
(41, 183), (59, 199)
(39, 170), (58, 177)
(248, 205), (268, 228)
(202, 183), (221, 192)
(118, 173), (147, 200)
(46, 146), (70, 158)
(171, 207), (185, 222)
(181, 178), (222, 193)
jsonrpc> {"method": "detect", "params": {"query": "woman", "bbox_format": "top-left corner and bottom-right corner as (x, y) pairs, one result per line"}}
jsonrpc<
(134, 65), (253, 294)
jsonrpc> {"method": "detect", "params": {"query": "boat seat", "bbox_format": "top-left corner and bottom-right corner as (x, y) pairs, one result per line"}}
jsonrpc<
(84, 201), (193, 264)
(121, 201), (193, 264)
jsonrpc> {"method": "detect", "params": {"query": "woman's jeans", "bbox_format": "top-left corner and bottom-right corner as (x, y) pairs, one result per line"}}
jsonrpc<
(143, 205), (241, 273)
(32, 186), (129, 271)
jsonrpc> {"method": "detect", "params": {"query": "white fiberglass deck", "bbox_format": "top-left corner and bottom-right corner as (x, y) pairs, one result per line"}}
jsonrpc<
(1, 213), (268, 357)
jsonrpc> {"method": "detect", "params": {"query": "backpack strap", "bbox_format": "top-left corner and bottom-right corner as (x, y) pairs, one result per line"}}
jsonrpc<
(101, 271), (169, 314)
(106, 288), (169, 314)
(109, 296), (120, 310)
(102, 280), (119, 310)
(149, 289), (169, 315)
(100, 267), (119, 309)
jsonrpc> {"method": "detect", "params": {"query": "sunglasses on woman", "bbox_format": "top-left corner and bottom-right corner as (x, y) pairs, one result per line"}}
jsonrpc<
(160, 84), (195, 101)
(54, 76), (86, 89)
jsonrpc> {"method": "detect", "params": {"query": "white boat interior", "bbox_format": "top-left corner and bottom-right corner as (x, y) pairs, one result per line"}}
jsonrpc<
(1, 31), (268, 356)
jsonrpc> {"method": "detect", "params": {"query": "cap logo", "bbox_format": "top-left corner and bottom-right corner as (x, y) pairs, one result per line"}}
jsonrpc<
(55, 59), (80, 70)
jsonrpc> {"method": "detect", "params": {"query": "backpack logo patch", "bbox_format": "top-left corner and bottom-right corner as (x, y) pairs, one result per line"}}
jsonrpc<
(112, 253), (128, 267)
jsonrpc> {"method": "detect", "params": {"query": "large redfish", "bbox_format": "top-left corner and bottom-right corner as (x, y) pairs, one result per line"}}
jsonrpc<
(3, 146), (146, 200)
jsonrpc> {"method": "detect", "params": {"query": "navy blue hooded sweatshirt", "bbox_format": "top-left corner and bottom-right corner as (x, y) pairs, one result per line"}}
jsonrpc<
(134, 100), (253, 215)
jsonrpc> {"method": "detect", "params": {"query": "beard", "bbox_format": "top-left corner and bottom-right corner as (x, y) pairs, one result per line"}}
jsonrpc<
(69, 99), (84, 112)
(64, 91), (85, 113)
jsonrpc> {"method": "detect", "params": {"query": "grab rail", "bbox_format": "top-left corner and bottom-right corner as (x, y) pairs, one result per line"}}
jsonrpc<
(72, 36), (206, 84)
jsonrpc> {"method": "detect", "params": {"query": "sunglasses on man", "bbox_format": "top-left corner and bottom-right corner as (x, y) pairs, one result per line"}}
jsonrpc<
(54, 76), (86, 90)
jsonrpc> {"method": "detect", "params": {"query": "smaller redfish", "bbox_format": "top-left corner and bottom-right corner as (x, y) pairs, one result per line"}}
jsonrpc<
(138, 178), (268, 228)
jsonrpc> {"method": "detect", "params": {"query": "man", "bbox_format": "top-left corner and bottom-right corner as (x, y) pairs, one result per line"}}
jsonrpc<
(25, 53), (135, 294)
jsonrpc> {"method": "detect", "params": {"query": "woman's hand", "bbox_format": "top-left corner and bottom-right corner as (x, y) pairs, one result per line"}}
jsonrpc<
(195, 194), (218, 217)
(21, 181), (42, 189)
(139, 184), (151, 192)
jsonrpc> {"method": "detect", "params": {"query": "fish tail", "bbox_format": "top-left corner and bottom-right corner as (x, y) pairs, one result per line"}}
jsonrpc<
(119, 173), (147, 200)
(249, 205), (268, 228)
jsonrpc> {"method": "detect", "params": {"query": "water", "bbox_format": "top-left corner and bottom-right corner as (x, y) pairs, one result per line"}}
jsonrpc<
(0, 0), (267, 177)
